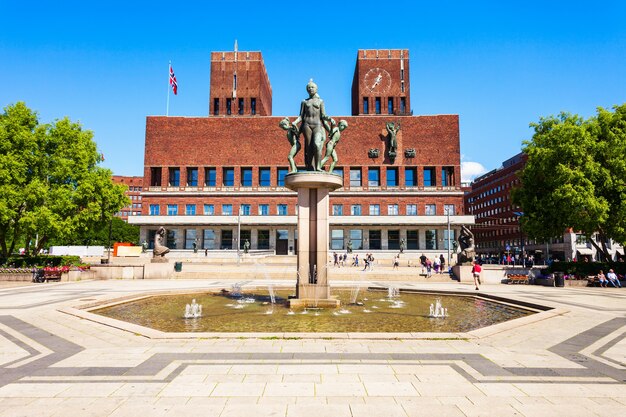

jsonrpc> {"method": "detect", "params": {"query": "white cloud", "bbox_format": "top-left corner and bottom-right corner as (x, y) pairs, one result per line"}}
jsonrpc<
(461, 161), (487, 183)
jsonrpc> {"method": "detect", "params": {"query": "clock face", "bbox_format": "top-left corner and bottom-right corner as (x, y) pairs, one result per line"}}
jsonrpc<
(364, 68), (392, 94)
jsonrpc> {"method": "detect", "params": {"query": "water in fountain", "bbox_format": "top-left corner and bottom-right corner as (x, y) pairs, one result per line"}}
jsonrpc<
(184, 299), (202, 319)
(231, 283), (243, 297)
(429, 298), (448, 318)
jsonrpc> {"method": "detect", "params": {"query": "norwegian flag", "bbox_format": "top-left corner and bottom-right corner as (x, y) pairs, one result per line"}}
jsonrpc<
(169, 64), (178, 95)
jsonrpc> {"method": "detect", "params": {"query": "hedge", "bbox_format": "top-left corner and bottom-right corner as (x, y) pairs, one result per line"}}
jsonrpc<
(1, 255), (82, 268)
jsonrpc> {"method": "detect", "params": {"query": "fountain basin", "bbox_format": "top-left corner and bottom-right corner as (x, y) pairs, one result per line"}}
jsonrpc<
(70, 287), (554, 337)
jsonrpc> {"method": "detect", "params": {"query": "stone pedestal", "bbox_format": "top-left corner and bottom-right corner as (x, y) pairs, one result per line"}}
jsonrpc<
(284, 172), (343, 308)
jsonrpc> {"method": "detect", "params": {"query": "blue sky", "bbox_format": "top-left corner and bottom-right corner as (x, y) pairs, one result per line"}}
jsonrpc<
(3, 1), (625, 179)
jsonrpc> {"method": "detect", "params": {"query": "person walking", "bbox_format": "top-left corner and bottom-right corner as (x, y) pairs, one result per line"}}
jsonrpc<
(472, 260), (482, 290)
(393, 255), (400, 270)
(333, 252), (339, 267)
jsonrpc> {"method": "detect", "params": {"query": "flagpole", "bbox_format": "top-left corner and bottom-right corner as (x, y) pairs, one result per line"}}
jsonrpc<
(166, 61), (171, 116)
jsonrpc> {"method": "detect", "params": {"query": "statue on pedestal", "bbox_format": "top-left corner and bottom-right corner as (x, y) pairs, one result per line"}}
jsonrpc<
(457, 225), (475, 264)
(153, 226), (170, 257)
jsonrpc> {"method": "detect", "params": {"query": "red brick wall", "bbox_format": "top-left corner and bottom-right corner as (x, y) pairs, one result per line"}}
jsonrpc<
(142, 114), (462, 216)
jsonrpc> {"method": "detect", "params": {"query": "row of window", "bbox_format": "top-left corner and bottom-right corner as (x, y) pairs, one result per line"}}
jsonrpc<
(148, 203), (456, 216)
(333, 204), (455, 216)
(124, 186), (142, 192)
(212, 97), (257, 116)
(362, 97), (407, 115)
(148, 228), (455, 251)
(330, 229), (455, 250)
(129, 195), (142, 201)
(150, 166), (456, 188)
(149, 203), (290, 216)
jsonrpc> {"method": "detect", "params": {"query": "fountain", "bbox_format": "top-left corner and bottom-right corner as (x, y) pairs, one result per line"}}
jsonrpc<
(429, 298), (448, 318)
(184, 299), (202, 319)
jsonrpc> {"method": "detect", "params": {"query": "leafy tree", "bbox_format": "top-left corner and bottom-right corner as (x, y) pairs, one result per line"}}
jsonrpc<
(57, 217), (140, 247)
(0, 102), (128, 257)
(512, 104), (626, 260)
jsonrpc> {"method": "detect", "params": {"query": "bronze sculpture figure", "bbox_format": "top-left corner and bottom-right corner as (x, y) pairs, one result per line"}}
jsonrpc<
(153, 226), (170, 257)
(320, 119), (348, 173)
(457, 225), (475, 264)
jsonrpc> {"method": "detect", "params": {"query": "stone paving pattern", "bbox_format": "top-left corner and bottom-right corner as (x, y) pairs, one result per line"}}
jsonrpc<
(0, 279), (625, 416)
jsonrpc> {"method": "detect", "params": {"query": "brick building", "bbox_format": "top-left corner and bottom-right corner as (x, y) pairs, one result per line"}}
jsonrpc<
(129, 48), (473, 255)
(112, 175), (144, 222)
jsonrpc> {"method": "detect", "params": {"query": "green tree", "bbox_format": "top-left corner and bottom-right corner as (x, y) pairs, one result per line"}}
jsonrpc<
(512, 104), (626, 260)
(55, 217), (140, 247)
(0, 102), (128, 257)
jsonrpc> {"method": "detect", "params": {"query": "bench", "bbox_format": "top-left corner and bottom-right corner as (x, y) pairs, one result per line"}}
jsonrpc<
(43, 270), (62, 282)
(507, 274), (529, 284)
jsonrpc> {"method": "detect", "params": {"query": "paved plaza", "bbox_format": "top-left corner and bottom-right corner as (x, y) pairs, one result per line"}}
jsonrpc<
(0, 278), (625, 416)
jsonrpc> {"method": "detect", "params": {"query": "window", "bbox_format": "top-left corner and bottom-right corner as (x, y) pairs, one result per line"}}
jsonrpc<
(332, 204), (343, 216)
(349, 229), (363, 250)
(388, 230), (400, 250)
(423, 167), (436, 187)
(331, 229), (344, 250)
(386, 168), (398, 187)
(350, 168), (362, 187)
(167, 204), (178, 216)
(203, 229), (215, 249)
(226, 98), (232, 115)
(407, 230), (419, 249)
(425, 204), (436, 216)
(223, 168), (234, 186)
(168, 168), (180, 186)
(185, 204), (196, 215)
(407, 204), (417, 215)
(442, 167), (455, 187)
(405, 167), (417, 186)
(233, 74), (237, 90)
(388, 204), (399, 215)
(150, 167), (162, 186)
(369, 230), (381, 250)
(166, 229), (177, 249)
(241, 168), (252, 187)
(149, 204), (160, 215)
(238, 98), (244, 115)
(259, 204), (269, 215)
(388, 98), (394, 114)
(351, 205), (362, 216)
(204, 204), (214, 215)
(205, 168), (216, 186)
(239, 230), (251, 249)
(375, 97), (381, 114)
(221, 229), (233, 249)
(185, 229), (197, 249)
(186, 168), (198, 186)
(369, 204), (380, 215)
(213, 98), (219, 116)
(363, 97), (369, 114)
(368, 168), (380, 186)
(222, 204), (233, 215)
(443, 229), (455, 250)
(400, 97), (406, 114)
(259, 168), (271, 186)
(251, 98), (256, 115)
(334, 167), (344, 180)
(444, 204), (455, 215)
(240, 204), (251, 216)
(277, 204), (288, 215)
(425, 229), (437, 250)
(258, 230), (270, 249)
(277, 168), (288, 186)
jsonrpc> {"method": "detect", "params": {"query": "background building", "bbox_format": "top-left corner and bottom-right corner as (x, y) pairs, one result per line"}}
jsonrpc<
(465, 153), (624, 262)
(112, 175), (144, 222)
(130, 48), (474, 256)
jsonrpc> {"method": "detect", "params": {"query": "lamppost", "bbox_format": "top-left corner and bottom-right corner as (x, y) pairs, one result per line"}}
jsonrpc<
(237, 205), (242, 265)
(445, 207), (452, 268)
(513, 211), (524, 266)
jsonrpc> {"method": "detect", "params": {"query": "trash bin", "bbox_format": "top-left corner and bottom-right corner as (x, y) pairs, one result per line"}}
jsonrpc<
(554, 272), (565, 287)
(174, 262), (183, 272)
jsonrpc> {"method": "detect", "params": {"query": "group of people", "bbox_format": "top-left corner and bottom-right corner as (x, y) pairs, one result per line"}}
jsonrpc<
(596, 269), (622, 288)
(418, 254), (447, 277)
